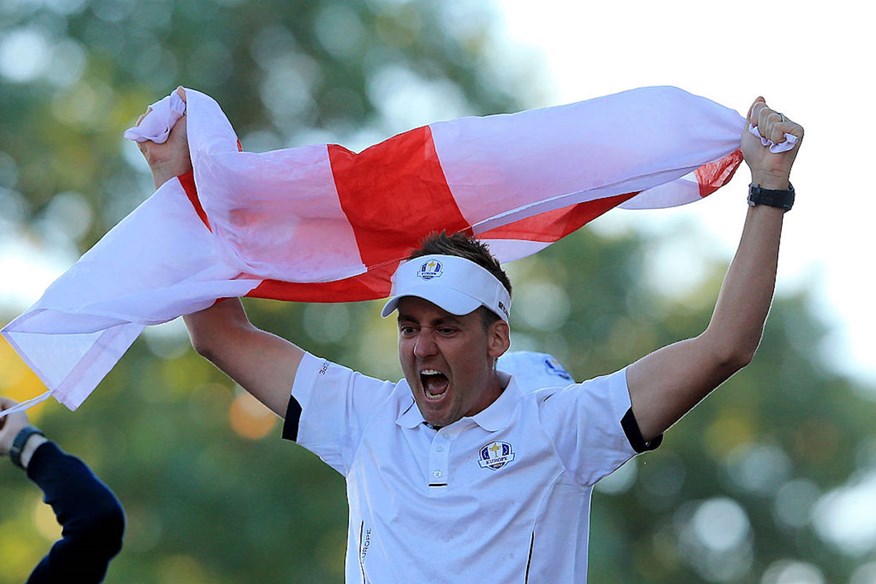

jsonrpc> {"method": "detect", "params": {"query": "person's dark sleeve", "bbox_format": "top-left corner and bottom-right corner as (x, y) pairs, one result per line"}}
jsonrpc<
(24, 441), (125, 584)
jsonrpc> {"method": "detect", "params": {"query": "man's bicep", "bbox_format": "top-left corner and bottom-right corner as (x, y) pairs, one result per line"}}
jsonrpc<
(214, 325), (305, 417)
(626, 335), (738, 442)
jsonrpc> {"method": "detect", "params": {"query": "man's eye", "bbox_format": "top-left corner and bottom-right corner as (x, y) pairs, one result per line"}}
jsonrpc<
(438, 328), (457, 335)
(399, 326), (416, 335)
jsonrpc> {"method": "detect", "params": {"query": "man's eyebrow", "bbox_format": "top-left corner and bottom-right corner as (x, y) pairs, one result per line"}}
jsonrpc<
(397, 314), (461, 326)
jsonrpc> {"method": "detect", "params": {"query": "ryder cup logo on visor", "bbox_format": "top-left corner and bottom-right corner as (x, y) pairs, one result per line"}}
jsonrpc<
(478, 441), (515, 471)
(416, 259), (443, 280)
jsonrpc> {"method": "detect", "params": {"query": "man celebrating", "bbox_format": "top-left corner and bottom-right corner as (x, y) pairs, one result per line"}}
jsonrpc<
(138, 91), (802, 582)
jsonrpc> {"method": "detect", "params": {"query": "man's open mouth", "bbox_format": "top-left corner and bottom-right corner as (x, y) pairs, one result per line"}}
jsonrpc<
(420, 369), (449, 400)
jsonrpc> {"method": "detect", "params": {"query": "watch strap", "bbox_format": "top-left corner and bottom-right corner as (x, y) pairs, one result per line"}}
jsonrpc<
(748, 182), (795, 212)
(10, 425), (44, 469)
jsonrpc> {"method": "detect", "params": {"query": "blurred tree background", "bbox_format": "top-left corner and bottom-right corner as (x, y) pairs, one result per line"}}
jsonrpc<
(1, 1), (875, 583)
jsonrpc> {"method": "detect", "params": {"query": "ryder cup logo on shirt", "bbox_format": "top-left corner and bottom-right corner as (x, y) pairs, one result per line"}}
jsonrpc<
(417, 259), (443, 280)
(478, 441), (515, 471)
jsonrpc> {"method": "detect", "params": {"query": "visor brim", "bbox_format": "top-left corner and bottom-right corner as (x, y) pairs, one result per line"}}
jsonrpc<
(381, 287), (483, 318)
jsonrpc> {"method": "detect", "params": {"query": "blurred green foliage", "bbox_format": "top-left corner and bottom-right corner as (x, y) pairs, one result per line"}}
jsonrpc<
(2, 1), (876, 583)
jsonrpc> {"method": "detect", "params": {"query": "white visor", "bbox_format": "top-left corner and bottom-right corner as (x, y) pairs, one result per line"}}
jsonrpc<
(381, 254), (511, 321)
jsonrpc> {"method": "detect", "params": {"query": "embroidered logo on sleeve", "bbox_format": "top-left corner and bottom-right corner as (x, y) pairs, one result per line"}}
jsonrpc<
(478, 441), (515, 470)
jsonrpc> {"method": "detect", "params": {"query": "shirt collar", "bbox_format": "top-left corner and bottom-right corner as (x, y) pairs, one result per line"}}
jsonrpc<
(470, 373), (521, 432)
(395, 373), (522, 432)
(396, 388), (423, 429)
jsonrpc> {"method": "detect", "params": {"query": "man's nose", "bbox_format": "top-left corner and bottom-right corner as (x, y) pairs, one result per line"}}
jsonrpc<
(413, 329), (438, 358)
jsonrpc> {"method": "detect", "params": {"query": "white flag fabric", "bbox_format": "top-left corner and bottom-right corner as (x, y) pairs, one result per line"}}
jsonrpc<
(2, 86), (749, 415)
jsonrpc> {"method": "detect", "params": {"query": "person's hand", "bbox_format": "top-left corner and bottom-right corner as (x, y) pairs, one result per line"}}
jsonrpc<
(741, 97), (804, 190)
(0, 397), (29, 456)
(136, 87), (192, 189)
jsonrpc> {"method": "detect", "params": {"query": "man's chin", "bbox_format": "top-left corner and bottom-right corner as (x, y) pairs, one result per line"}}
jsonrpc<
(418, 402), (453, 429)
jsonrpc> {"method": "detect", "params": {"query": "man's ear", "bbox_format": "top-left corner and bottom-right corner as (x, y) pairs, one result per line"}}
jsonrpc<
(487, 320), (511, 359)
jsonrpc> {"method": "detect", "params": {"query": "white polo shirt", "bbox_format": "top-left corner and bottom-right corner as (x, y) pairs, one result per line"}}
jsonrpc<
(283, 352), (651, 583)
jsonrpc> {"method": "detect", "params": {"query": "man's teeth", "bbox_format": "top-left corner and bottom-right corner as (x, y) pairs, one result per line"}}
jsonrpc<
(421, 370), (448, 399)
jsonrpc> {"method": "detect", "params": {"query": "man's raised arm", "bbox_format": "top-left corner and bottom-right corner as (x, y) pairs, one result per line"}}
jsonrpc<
(136, 89), (304, 417)
(626, 97), (804, 441)
(183, 300), (304, 416)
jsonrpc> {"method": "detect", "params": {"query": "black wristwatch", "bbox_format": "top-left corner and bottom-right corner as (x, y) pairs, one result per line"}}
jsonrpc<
(748, 182), (795, 212)
(10, 425), (44, 469)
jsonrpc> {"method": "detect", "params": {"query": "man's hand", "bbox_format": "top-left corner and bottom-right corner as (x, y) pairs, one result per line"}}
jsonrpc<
(741, 97), (804, 190)
(136, 87), (193, 189)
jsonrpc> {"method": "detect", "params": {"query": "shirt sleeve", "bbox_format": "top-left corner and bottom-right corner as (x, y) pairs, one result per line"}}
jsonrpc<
(25, 441), (125, 584)
(282, 352), (397, 475)
(538, 367), (658, 487)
